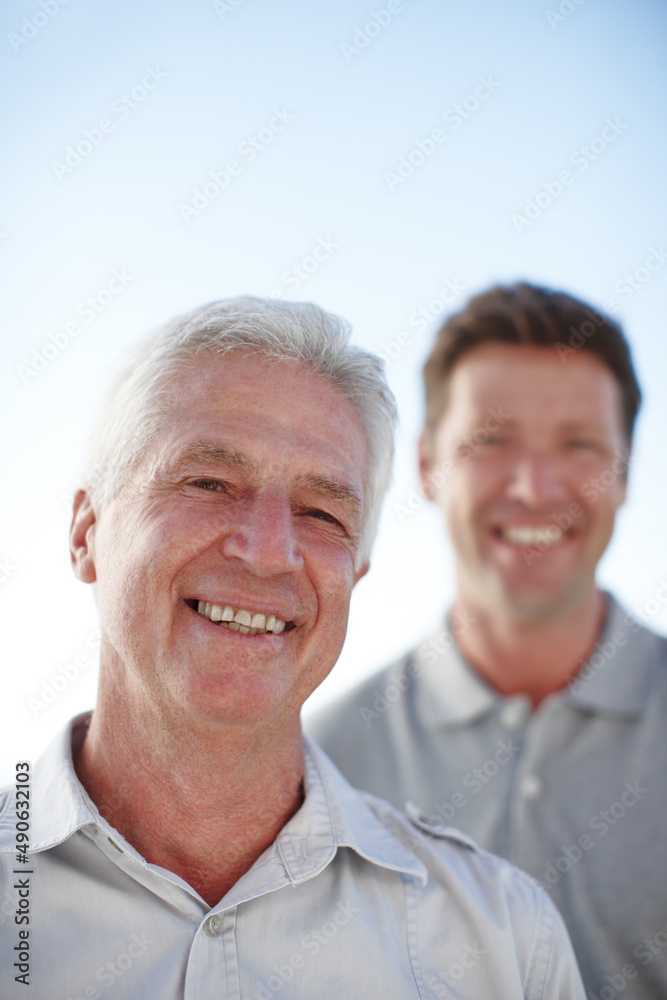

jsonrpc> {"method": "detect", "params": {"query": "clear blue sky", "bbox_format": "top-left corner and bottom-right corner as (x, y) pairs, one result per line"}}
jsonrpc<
(1, 0), (666, 780)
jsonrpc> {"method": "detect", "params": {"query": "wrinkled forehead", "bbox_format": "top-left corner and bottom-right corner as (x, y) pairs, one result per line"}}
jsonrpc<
(145, 351), (370, 488)
(160, 350), (342, 418)
(164, 349), (281, 408)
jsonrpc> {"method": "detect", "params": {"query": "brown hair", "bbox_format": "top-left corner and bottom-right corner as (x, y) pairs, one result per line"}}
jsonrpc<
(423, 281), (641, 443)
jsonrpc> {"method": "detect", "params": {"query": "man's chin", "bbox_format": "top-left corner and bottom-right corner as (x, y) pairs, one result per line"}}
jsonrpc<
(492, 581), (590, 624)
(161, 670), (295, 732)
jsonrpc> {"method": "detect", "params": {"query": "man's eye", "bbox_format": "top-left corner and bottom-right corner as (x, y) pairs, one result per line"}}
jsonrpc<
(305, 508), (342, 527)
(469, 436), (508, 453)
(191, 479), (226, 491)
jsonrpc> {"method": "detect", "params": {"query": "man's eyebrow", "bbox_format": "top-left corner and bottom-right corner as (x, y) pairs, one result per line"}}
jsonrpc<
(172, 446), (363, 516)
(297, 475), (364, 517)
(557, 420), (605, 432)
(173, 443), (252, 470)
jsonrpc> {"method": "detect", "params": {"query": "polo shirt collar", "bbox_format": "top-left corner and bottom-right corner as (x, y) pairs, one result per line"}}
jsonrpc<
(0, 714), (426, 889)
(413, 619), (499, 729)
(566, 593), (656, 716)
(413, 593), (656, 728)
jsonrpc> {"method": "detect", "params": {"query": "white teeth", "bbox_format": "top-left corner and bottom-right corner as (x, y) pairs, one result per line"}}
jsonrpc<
(502, 525), (564, 546)
(195, 602), (287, 634)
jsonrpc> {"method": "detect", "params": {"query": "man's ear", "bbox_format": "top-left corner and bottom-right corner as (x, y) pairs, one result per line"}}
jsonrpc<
(70, 489), (98, 583)
(353, 559), (370, 587)
(617, 441), (631, 509)
(418, 432), (437, 501)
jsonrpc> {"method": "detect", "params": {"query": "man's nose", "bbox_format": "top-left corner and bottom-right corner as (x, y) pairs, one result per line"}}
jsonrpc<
(505, 450), (568, 508)
(221, 490), (303, 576)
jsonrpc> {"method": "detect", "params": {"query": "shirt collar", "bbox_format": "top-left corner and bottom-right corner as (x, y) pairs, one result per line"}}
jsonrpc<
(0, 712), (98, 853)
(413, 619), (499, 729)
(0, 714), (426, 888)
(413, 593), (658, 727)
(280, 737), (426, 884)
(566, 593), (658, 716)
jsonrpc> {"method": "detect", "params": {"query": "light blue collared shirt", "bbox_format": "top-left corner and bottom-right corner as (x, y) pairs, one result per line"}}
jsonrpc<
(0, 716), (583, 1000)
(0, 713), (584, 998)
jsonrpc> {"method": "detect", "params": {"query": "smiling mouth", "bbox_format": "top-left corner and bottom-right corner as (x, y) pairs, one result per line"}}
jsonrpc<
(494, 525), (568, 547)
(186, 600), (294, 635)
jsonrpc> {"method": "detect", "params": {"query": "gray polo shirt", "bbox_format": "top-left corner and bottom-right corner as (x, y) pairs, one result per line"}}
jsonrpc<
(307, 594), (667, 999)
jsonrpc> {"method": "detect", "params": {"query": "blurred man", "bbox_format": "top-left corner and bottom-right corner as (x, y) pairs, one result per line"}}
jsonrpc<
(309, 282), (667, 999)
(0, 297), (583, 998)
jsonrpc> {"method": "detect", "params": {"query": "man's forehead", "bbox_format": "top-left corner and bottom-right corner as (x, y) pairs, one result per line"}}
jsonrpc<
(446, 343), (622, 420)
(169, 349), (319, 395)
(164, 353), (360, 431)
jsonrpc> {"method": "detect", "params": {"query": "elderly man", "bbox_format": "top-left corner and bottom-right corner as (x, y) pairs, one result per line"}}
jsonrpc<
(0, 297), (584, 998)
(308, 283), (667, 1000)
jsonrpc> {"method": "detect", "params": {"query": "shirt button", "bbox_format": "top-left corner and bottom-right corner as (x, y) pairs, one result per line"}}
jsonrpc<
(500, 703), (525, 729)
(519, 774), (543, 799)
(204, 914), (222, 936)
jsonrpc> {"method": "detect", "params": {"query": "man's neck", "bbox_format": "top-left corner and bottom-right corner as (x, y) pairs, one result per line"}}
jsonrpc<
(74, 687), (305, 906)
(453, 588), (607, 707)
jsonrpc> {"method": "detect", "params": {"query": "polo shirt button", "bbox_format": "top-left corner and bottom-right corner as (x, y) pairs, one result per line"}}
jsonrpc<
(500, 703), (525, 729)
(204, 914), (222, 936)
(519, 774), (543, 799)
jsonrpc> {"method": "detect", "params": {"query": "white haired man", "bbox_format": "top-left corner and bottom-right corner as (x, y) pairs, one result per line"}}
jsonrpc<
(0, 297), (584, 997)
(308, 283), (667, 1000)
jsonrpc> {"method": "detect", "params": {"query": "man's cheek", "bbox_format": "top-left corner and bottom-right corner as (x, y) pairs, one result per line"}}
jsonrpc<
(324, 587), (354, 644)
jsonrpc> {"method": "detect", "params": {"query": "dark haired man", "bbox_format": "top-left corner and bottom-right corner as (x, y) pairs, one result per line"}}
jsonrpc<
(308, 282), (667, 999)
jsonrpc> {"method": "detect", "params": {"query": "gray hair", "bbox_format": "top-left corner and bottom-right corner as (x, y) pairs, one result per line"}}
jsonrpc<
(81, 296), (397, 565)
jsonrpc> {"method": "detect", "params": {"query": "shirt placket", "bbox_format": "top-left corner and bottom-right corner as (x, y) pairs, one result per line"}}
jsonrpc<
(185, 906), (239, 1000)
(505, 697), (560, 869)
(484, 697), (529, 858)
